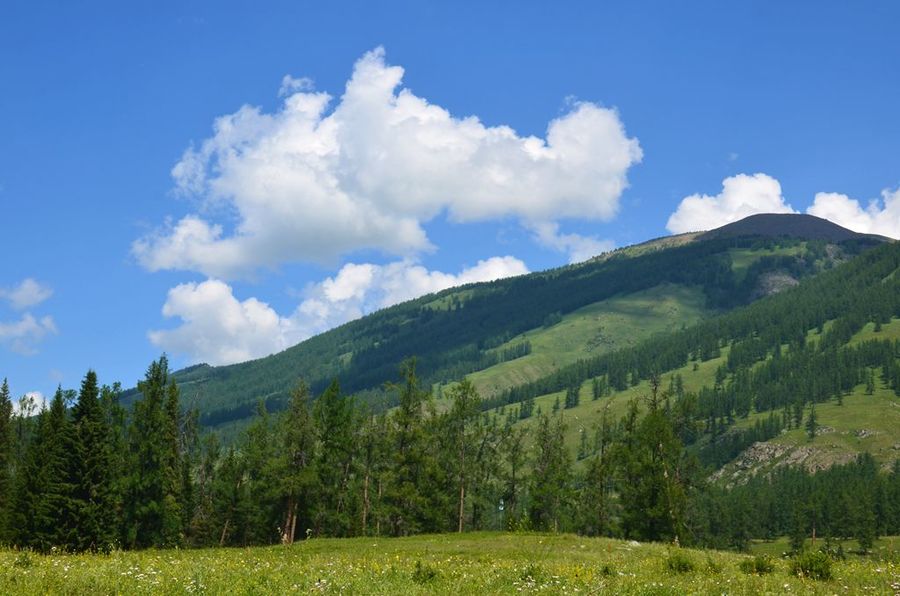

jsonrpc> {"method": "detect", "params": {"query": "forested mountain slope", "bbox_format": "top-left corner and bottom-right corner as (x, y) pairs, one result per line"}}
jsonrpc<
(485, 238), (900, 476)
(127, 214), (886, 434)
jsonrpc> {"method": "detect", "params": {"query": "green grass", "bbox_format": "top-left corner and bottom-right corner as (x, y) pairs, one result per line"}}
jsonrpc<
(848, 317), (900, 346)
(2, 532), (896, 594)
(488, 343), (733, 456)
(465, 283), (709, 399)
(486, 311), (900, 472)
(767, 386), (900, 465)
(728, 245), (805, 283)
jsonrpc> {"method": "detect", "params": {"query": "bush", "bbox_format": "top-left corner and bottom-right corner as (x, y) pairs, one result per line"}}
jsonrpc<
(665, 550), (696, 574)
(790, 550), (833, 581)
(705, 556), (723, 574)
(738, 555), (775, 575)
(411, 560), (438, 584)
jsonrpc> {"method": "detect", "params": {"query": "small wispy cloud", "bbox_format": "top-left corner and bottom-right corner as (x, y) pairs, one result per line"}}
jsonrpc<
(0, 313), (57, 355)
(0, 278), (53, 310)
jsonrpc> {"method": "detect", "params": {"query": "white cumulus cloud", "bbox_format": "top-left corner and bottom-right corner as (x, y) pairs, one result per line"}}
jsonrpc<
(134, 47), (641, 279)
(666, 173), (796, 234)
(0, 278), (53, 310)
(806, 187), (900, 239)
(150, 256), (528, 365)
(0, 313), (57, 355)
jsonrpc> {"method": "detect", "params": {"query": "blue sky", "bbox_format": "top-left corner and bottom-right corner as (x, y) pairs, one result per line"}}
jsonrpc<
(2, 1), (900, 401)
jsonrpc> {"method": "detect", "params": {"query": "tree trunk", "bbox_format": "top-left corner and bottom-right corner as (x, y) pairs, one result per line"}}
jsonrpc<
(457, 482), (465, 533)
(362, 472), (370, 533)
(219, 519), (230, 547)
(375, 479), (382, 536)
(290, 502), (299, 543)
(281, 497), (298, 545)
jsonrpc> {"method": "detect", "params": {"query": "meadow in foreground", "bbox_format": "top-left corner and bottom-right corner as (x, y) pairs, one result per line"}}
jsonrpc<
(2, 532), (898, 595)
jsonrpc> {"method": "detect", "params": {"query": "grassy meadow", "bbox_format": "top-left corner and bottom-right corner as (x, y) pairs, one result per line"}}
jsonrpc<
(3, 532), (899, 595)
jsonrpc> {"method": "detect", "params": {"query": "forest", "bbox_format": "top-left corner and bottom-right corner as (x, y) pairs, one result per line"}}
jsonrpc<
(157, 234), (880, 429)
(1, 239), (899, 555)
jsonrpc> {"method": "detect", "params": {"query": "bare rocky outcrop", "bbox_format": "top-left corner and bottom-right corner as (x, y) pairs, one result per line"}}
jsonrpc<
(752, 272), (799, 299)
(710, 440), (856, 487)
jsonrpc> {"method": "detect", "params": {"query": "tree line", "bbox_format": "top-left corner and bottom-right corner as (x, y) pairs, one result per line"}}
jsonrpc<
(1, 356), (897, 554)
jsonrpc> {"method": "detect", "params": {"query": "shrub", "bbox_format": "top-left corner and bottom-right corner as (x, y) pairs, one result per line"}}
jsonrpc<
(705, 556), (723, 574)
(411, 560), (438, 584)
(739, 555), (775, 575)
(790, 550), (833, 581)
(664, 550), (696, 574)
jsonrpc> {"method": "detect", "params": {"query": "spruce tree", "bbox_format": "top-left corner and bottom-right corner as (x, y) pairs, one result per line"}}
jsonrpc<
(14, 387), (76, 551)
(160, 381), (184, 546)
(805, 403), (818, 441)
(0, 379), (12, 543)
(99, 382), (127, 544)
(385, 360), (432, 536)
(125, 356), (183, 548)
(70, 370), (117, 551)
(311, 379), (355, 536)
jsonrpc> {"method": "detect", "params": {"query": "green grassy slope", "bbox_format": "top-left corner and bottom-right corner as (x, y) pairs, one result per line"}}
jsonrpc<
(2, 533), (895, 594)
(464, 283), (708, 398)
(495, 316), (900, 475)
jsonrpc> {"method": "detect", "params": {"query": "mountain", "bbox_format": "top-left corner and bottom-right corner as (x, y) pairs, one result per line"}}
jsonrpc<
(489, 237), (900, 477)
(699, 213), (887, 243)
(129, 213), (891, 455)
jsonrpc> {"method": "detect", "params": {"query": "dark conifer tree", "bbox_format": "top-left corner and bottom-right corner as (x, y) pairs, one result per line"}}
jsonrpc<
(15, 387), (76, 551)
(805, 403), (818, 441)
(575, 454), (611, 536)
(529, 414), (571, 532)
(69, 370), (117, 551)
(0, 379), (12, 543)
(275, 383), (316, 544)
(125, 356), (183, 548)
(385, 360), (432, 536)
(311, 379), (355, 536)
(445, 379), (482, 532)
